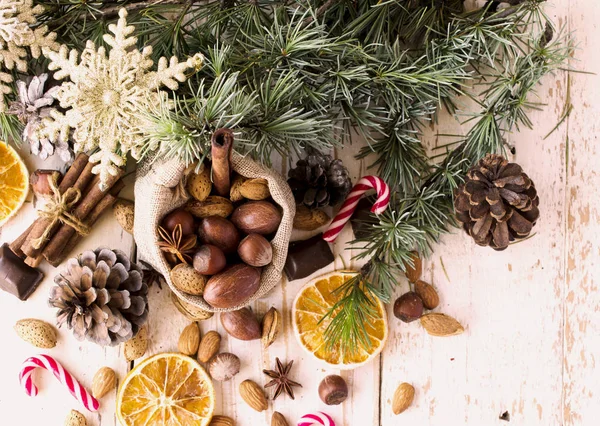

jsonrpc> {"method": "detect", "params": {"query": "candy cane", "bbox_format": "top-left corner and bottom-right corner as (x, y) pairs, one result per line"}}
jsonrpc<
(298, 412), (336, 426)
(323, 175), (390, 242)
(19, 354), (99, 412)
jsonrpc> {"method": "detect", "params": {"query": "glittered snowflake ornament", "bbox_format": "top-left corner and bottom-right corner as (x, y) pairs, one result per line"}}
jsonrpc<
(40, 9), (203, 189)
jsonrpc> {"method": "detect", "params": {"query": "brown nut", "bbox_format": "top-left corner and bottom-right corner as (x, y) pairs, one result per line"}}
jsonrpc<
(171, 292), (214, 321)
(113, 199), (135, 234)
(210, 415), (235, 426)
(197, 330), (221, 363)
(193, 245), (227, 275)
(392, 382), (415, 415)
(124, 326), (148, 361)
(91, 367), (116, 399)
(237, 234), (273, 267)
(178, 322), (201, 356)
(420, 313), (464, 337)
(198, 216), (240, 254)
(261, 307), (281, 348)
(271, 412), (289, 426)
(293, 205), (330, 231)
(318, 375), (348, 405)
(239, 178), (271, 200)
(187, 165), (212, 202)
(14, 318), (57, 348)
(414, 280), (439, 310)
(30, 169), (61, 198)
(208, 353), (241, 381)
(403, 251), (422, 283)
(170, 263), (207, 296)
(186, 196), (233, 219)
(162, 208), (196, 236)
(65, 409), (87, 426)
(230, 174), (247, 202)
(239, 380), (268, 412)
(231, 201), (281, 235)
(393, 292), (424, 323)
(203, 264), (261, 309)
(220, 307), (261, 341)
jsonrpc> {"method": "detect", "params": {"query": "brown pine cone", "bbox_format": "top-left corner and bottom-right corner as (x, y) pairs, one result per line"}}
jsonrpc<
(454, 154), (539, 251)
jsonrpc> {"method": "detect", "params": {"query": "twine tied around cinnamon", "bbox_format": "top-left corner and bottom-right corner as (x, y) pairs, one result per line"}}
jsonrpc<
(31, 176), (90, 249)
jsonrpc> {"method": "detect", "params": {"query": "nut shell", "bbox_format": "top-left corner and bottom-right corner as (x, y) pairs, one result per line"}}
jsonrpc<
(318, 375), (349, 405)
(113, 199), (135, 234)
(231, 201), (282, 235)
(403, 251), (422, 283)
(170, 263), (207, 296)
(271, 412), (289, 426)
(239, 380), (268, 412)
(420, 313), (464, 337)
(30, 170), (61, 198)
(187, 165), (212, 202)
(171, 292), (214, 321)
(208, 353), (240, 381)
(210, 415), (235, 426)
(414, 280), (439, 310)
(393, 292), (424, 323)
(14, 318), (57, 349)
(220, 307), (261, 341)
(237, 234), (273, 267)
(91, 367), (116, 399)
(162, 209), (195, 236)
(186, 196), (233, 219)
(230, 174), (247, 202)
(261, 307), (281, 348)
(239, 178), (271, 200)
(204, 264), (261, 309)
(65, 409), (87, 426)
(392, 382), (415, 415)
(193, 245), (227, 275)
(197, 330), (221, 363)
(293, 205), (330, 231)
(198, 216), (240, 254)
(124, 326), (147, 361)
(178, 322), (201, 356)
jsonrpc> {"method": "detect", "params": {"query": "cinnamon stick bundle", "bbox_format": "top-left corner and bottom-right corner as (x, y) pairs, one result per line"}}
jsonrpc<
(211, 128), (234, 196)
(43, 169), (125, 265)
(20, 154), (95, 258)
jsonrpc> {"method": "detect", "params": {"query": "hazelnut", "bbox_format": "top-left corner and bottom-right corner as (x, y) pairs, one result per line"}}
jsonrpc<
(220, 307), (261, 341)
(393, 292), (424, 323)
(162, 209), (195, 236)
(318, 375), (349, 405)
(237, 234), (273, 267)
(193, 245), (226, 275)
(198, 216), (240, 254)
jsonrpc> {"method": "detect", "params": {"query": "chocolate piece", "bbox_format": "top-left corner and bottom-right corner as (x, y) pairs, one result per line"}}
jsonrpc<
(284, 234), (334, 281)
(350, 197), (378, 239)
(0, 244), (44, 300)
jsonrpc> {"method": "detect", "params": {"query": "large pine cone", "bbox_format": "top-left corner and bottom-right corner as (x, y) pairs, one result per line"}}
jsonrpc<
(454, 154), (539, 251)
(49, 248), (149, 346)
(288, 150), (352, 208)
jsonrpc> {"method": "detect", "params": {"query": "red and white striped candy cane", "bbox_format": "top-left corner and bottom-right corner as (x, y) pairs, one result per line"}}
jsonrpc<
(323, 175), (390, 242)
(19, 354), (99, 412)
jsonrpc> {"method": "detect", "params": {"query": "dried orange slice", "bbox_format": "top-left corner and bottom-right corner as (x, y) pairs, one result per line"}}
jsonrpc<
(0, 141), (29, 226)
(292, 270), (388, 369)
(117, 353), (215, 426)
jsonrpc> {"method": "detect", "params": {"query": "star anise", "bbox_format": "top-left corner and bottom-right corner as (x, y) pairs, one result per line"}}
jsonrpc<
(263, 358), (302, 400)
(157, 224), (197, 264)
(140, 260), (166, 290)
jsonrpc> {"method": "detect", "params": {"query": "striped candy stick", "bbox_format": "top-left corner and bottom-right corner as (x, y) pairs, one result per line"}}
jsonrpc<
(323, 175), (390, 243)
(298, 412), (336, 426)
(19, 354), (99, 412)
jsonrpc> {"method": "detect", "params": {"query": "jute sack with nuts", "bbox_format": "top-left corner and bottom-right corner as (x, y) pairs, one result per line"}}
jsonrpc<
(134, 131), (295, 313)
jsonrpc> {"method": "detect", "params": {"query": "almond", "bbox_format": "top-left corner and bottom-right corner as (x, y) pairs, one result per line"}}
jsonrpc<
(171, 292), (214, 321)
(210, 415), (235, 426)
(187, 165), (212, 202)
(293, 205), (330, 231)
(112, 199), (135, 234)
(65, 409), (87, 426)
(186, 196), (233, 218)
(91, 367), (116, 399)
(124, 326), (148, 361)
(392, 382), (415, 415)
(414, 280), (439, 309)
(271, 411), (289, 426)
(403, 251), (422, 283)
(197, 331), (221, 363)
(178, 322), (201, 356)
(420, 313), (464, 337)
(230, 174), (247, 202)
(239, 178), (271, 200)
(239, 380), (268, 412)
(14, 318), (57, 348)
(170, 263), (207, 296)
(261, 307), (281, 348)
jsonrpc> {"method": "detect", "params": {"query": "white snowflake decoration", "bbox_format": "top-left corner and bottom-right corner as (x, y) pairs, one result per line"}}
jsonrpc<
(40, 8), (203, 189)
(0, 0), (58, 111)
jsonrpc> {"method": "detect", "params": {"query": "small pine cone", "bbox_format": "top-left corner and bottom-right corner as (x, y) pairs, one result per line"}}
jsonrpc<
(454, 154), (540, 251)
(49, 248), (149, 346)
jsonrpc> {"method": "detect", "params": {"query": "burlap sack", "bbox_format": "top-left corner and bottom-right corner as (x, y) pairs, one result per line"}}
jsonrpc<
(134, 151), (295, 312)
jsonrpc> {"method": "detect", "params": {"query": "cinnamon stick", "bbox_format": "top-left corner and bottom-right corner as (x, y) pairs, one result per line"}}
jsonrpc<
(43, 170), (125, 265)
(211, 128), (234, 196)
(21, 154), (95, 257)
(9, 223), (34, 258)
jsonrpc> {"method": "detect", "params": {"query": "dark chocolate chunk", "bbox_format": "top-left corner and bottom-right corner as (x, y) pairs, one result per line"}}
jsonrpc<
(0, 244), (44, 300)
(350, 197), (378, 239)
(284, 234), (334, 281)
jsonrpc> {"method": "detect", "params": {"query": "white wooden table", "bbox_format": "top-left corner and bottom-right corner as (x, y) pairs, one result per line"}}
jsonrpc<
(1, 2), (599, 425)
